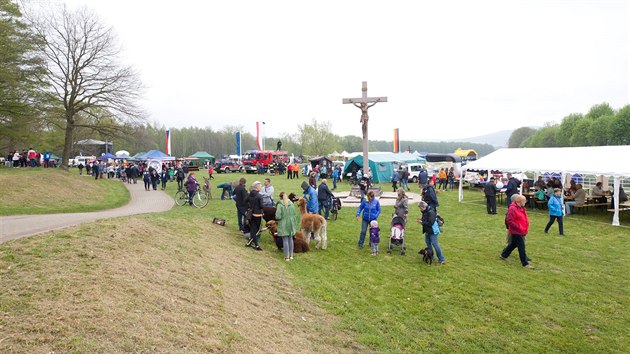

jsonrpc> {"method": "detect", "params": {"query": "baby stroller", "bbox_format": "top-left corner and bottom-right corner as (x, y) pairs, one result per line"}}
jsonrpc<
(387, 215), (406, 255)
(330, 196), (342, 220)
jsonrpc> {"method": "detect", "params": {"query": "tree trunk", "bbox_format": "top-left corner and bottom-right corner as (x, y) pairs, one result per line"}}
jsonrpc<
(61, 121), (74, 171)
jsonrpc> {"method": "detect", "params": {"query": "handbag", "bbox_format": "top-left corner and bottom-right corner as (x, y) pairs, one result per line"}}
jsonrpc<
(432, 219), (441, 235)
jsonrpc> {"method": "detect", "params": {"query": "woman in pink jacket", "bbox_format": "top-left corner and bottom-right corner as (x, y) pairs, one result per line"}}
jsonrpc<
(500, 195), (534, 269)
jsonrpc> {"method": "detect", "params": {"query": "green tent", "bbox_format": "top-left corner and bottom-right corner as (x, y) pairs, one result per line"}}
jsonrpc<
(343, 152), (426, 183)
(131, 152), (146, 159)
(188, 151), (215, 165)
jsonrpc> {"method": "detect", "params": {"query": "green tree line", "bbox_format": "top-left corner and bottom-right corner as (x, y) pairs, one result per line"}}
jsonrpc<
(508, 103), (630, 148)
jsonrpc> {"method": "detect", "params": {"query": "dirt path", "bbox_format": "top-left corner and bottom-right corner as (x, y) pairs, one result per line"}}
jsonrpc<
(0, 182), (174, 244)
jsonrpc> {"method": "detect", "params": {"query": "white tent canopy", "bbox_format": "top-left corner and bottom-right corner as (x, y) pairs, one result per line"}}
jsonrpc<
(459, 146), (630, 226)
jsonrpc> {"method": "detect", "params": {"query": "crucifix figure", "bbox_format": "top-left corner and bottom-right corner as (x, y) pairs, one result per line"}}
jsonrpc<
(342, 81), (388, 179)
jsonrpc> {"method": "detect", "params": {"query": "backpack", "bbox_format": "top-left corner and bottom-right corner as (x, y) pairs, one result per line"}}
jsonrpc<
(176, 170), (185, 180)
(436, 214), (445, 227)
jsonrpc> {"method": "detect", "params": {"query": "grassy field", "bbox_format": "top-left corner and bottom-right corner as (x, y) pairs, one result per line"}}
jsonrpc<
(1, 170), (629, 352)
(0, 168), (130, 215)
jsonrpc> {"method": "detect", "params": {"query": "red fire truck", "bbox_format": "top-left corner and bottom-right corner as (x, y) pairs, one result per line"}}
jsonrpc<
(243, 150), (289, 174)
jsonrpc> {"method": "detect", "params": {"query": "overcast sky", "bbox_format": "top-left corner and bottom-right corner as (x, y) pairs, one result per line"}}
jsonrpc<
(53, 0), (628, 142)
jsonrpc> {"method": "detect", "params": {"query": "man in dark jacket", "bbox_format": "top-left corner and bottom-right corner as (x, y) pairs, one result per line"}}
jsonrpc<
(233, 177), (249, 233)
(317, 179), (335, 219)
(400, 166), (410, 191)
(130, 164), (139, 184)
(246, 181), (264, 250)
(422, 179), (439, 211)
(505, 173), (521, 207)
(418, 169), (428, 190)
(176, 167), (185, 190)
(484, 177), (499, 214)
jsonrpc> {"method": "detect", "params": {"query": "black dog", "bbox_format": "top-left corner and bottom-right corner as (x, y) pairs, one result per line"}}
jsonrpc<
(419, 247), (434, 265)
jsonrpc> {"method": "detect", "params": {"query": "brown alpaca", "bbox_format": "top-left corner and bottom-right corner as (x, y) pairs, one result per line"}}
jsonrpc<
(265, 220), (309, 253)
(293, 231), (310, 253)
(297, 198), (328, 249)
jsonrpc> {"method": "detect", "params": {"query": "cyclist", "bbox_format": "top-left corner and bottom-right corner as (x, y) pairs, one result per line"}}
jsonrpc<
(186, 172), (199, 206)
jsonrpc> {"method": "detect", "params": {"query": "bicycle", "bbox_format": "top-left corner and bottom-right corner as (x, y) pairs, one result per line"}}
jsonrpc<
(174, 185), (209, 208)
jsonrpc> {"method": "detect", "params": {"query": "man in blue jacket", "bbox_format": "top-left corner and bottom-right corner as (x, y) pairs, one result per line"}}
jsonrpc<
(301, 181), (319, 213)
(332, 166), (340, 190)
(356, 190), (381, 249)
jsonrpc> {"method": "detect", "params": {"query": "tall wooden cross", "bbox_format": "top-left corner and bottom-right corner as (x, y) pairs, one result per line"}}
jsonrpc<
(342, 81), (388, 178)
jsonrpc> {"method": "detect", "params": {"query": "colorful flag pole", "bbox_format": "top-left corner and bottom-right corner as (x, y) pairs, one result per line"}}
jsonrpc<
(235, 132), (242, 156)
(165, 129), (172, 155)
(393, 128), (400, 153)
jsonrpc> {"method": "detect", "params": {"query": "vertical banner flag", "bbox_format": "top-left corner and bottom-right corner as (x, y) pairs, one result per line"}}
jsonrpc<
(256, 121), (263, 150)
(165, 129), (171, 155)
(235, 132), (242, 156)
(393, 128), (400, 153)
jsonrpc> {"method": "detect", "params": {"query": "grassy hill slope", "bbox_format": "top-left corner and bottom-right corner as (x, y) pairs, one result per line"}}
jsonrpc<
(0, 168), (129, 215)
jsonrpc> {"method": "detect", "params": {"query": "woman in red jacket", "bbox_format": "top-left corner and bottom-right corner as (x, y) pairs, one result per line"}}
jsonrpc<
(500, 195), (534, 269)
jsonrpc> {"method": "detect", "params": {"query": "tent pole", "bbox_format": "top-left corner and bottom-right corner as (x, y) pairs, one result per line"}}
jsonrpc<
(458, 168), (464, 202)
(612, 176), (620, 226)
(561, 171), (568, 216)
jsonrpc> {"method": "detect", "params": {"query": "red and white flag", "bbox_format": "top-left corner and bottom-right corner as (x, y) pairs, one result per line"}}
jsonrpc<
(256, 121), (263, 150)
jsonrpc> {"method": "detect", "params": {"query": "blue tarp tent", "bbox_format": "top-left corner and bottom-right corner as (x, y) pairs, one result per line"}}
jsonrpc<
(343, 152), (426, 183)
(136, 149), (175, 174)
(100, 152), (116, 159)
(137, 150), (176, 161)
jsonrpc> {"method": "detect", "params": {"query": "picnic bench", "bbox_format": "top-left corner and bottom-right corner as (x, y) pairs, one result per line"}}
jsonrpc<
(574, 202), (609, 214)
(607, 201), (630, 213)
(607, 207), (630, 212)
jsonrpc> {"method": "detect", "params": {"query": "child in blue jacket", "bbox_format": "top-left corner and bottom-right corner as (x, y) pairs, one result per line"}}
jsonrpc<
(545, 188), (564, 236)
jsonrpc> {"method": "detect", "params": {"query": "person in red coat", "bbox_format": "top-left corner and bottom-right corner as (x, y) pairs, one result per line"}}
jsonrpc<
(500, 195), (534, 269)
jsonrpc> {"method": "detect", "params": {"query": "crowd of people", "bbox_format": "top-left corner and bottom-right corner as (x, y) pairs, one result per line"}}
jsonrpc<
(5, 148), (58, 168)
(22, 150), (624, 271)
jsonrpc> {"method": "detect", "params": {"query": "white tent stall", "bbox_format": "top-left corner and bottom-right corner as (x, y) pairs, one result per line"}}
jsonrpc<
(459, 145), (630, 226)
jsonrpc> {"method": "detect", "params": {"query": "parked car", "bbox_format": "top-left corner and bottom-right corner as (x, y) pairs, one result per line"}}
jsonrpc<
(215, 159), (242, 173)
(407, 162), (427, 183)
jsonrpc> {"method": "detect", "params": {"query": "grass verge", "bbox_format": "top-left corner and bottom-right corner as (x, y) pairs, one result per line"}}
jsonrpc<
(0, 168), (129, 215)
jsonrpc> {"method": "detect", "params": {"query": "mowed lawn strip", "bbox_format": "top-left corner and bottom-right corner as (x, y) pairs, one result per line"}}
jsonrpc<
(1, 171), (629, 352)
(0, 210), (360, 353)
(294, 185), (630, 352)
(0, 168), (129, 215)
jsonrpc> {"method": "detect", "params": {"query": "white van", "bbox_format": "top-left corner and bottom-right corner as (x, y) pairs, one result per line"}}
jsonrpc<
(68, 155), (96, 167)
(407, 162), (427, 183)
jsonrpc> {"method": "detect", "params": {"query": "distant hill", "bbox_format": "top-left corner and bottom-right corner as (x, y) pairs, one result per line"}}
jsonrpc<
(451, 130), (513, 148)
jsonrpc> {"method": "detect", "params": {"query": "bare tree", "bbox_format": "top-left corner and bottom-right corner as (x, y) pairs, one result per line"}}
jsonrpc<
(29, 5), (144, 169)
